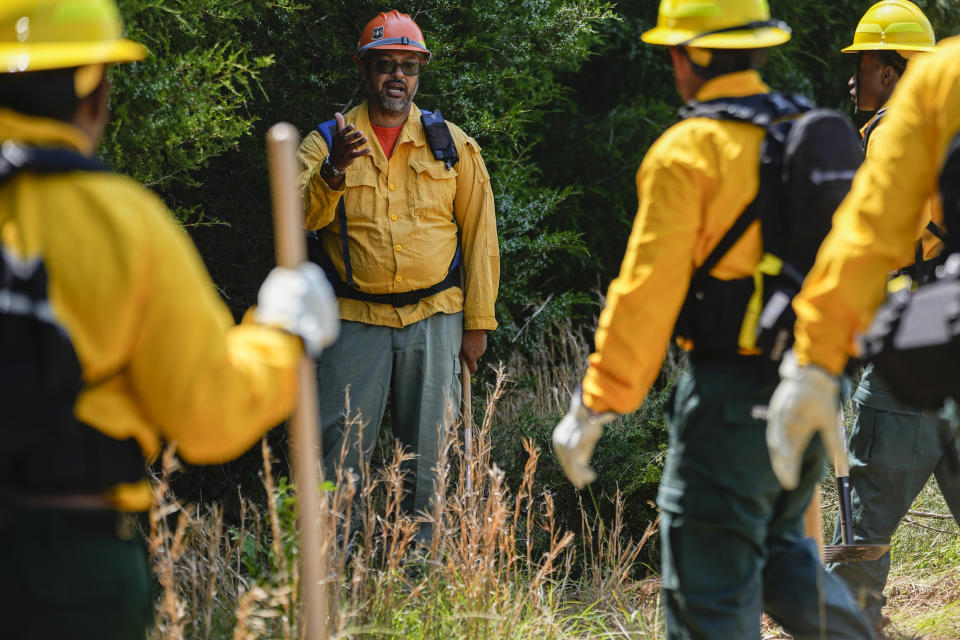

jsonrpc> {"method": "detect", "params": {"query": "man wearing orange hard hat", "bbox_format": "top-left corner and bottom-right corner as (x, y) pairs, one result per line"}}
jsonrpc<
(824, 2), (959, 631)
(298, 10), (499, 545)
(0, 1), (338, 637)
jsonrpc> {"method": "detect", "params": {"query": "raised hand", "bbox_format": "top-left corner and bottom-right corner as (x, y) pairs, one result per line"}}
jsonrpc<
(327, 111), (371, 173)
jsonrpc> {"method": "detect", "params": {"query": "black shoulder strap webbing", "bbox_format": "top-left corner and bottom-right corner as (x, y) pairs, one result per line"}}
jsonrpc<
(927, 221), (947, 242)
(679, 92), (811, 138)
(680, 93), (809, 280)
(860, 107), (887, 160)
(910, 221), (950, 283)
(0, 145), (108, 185)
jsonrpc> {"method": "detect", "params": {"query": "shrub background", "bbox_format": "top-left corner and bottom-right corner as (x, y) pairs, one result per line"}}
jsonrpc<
(107, 0), (960, 556)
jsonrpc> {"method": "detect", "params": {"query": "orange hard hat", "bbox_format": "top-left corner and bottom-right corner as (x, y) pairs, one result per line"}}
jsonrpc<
(356, 10), (431, 61)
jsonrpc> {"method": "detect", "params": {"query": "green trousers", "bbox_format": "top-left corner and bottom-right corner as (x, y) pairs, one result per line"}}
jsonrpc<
(0, 508), (153, 640)
(826, 364), (960, 625)
(657, 360), (875, 640)
(316, 312), (462, 543)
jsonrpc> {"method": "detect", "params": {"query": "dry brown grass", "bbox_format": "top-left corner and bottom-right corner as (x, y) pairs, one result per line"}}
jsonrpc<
(146, 359), (663, 639)
(144, 324), (960, 639)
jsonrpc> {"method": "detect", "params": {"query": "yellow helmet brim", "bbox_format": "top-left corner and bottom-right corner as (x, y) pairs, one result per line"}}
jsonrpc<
(840, 42), (935, 54)
(0, 39), (146, 73)
(641, 24), (791, 49)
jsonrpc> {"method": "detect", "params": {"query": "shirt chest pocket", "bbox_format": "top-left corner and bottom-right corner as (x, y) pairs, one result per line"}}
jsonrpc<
(343, 169), (380, 222)
(410, 159), (458, 220)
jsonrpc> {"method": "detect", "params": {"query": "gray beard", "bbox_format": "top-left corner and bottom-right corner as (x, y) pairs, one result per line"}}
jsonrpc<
(368, 79), (418, 114)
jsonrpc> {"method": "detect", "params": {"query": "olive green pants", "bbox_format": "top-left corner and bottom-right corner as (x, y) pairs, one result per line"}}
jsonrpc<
(826, 364), (960, 625)
(0, 508), (153, 640)
(316, 313), (462, 543)
(657, 360), (875, 640)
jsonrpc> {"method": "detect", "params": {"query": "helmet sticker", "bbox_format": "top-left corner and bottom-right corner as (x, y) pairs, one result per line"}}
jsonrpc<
(372, 26), (384, 41)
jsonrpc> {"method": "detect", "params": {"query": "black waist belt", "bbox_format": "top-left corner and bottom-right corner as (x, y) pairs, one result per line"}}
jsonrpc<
(687, 350), (780, 380)
(328, 267), (461, 307)
(0, 504), (141, 537)
(307, 188), (463, 307)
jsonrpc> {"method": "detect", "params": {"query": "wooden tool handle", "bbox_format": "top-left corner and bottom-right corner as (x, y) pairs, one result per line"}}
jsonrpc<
(266, 122), (328, 639)
(803, 485), (824, 560)
(267, 123), (306, 268)
(460, 357), (473, 493)
(834, 410), (851, 478)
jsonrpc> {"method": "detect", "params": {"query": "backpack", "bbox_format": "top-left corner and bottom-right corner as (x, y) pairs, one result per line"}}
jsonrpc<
(673, 93), (861, 368)
(861, 131), (960, 409)
(0, 145), (145, 493)
(306, 109), (463, 307)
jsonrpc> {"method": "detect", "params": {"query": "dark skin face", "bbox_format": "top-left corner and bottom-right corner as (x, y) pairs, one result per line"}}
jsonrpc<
(669, 47), (708, 102)
(849, 52), (901, 113)
(362, 50), (422, 126)
(72, 74), (110, 147)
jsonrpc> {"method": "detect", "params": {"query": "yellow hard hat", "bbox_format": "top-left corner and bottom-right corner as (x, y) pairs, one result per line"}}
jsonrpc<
(0, 0), (146, 74)
(641, 0), (791, 49)
(841, 0), (936, 56)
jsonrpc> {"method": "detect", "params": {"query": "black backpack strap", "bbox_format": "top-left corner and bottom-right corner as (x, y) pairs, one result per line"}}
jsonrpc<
(313, 119), (355, 285)
(0, 144), (108, 185)
(908, 221), (949, 284)
(679, 93), (805, 280)
(679, 93), (811, 133)
(692, 139), (775, 281)
(860, 107), (887, 159)
(927, 221), (947, 242)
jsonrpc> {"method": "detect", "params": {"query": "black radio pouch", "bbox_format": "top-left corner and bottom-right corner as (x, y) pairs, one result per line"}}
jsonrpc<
(862, 256), (960, 409)
(421, 109), (458, 170)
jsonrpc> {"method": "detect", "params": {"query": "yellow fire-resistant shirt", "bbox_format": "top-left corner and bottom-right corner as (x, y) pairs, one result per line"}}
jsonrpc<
(582, 71), (772, 415)
(298, 102), (499, 331)
(793, 37), (960, 375)
(861, 108), (944, 267)
(0, 109), (303, 511)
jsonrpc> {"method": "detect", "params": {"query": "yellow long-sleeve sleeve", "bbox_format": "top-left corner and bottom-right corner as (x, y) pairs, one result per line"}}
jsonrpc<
(0, 109), (303, 510)
(582, 71), (770, 415)
(793, 37), (960, 375)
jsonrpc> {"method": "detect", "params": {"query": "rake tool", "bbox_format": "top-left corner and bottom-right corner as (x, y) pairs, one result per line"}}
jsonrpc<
(822, 408), (890, 564)
(266, 122), (330, 639)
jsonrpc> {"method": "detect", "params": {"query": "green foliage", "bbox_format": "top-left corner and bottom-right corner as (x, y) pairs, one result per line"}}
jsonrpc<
(532, 0), (960, 290)
(108, 0), (615, 330)
(108, 0), (960, 571)
(492, 366), (677, 570)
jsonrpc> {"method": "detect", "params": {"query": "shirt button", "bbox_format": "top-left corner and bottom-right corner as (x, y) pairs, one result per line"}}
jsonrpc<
(389, 183), (396, 191)
(395, 244), (403, 251)
(391, 214), (398, 221)
(395, 274), (403, 282)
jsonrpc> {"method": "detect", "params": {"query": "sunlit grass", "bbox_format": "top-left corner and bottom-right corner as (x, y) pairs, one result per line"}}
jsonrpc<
(144, 333), (960, 639)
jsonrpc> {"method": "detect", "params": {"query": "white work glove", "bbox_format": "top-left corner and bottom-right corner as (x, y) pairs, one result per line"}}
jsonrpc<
(766, 351), (844, 490)
(552, 391), (616, 488)
(254, 263), (339, 358)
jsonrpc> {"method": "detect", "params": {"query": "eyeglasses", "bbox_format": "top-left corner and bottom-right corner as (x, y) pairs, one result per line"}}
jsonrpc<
(372, 58), (422, 77)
